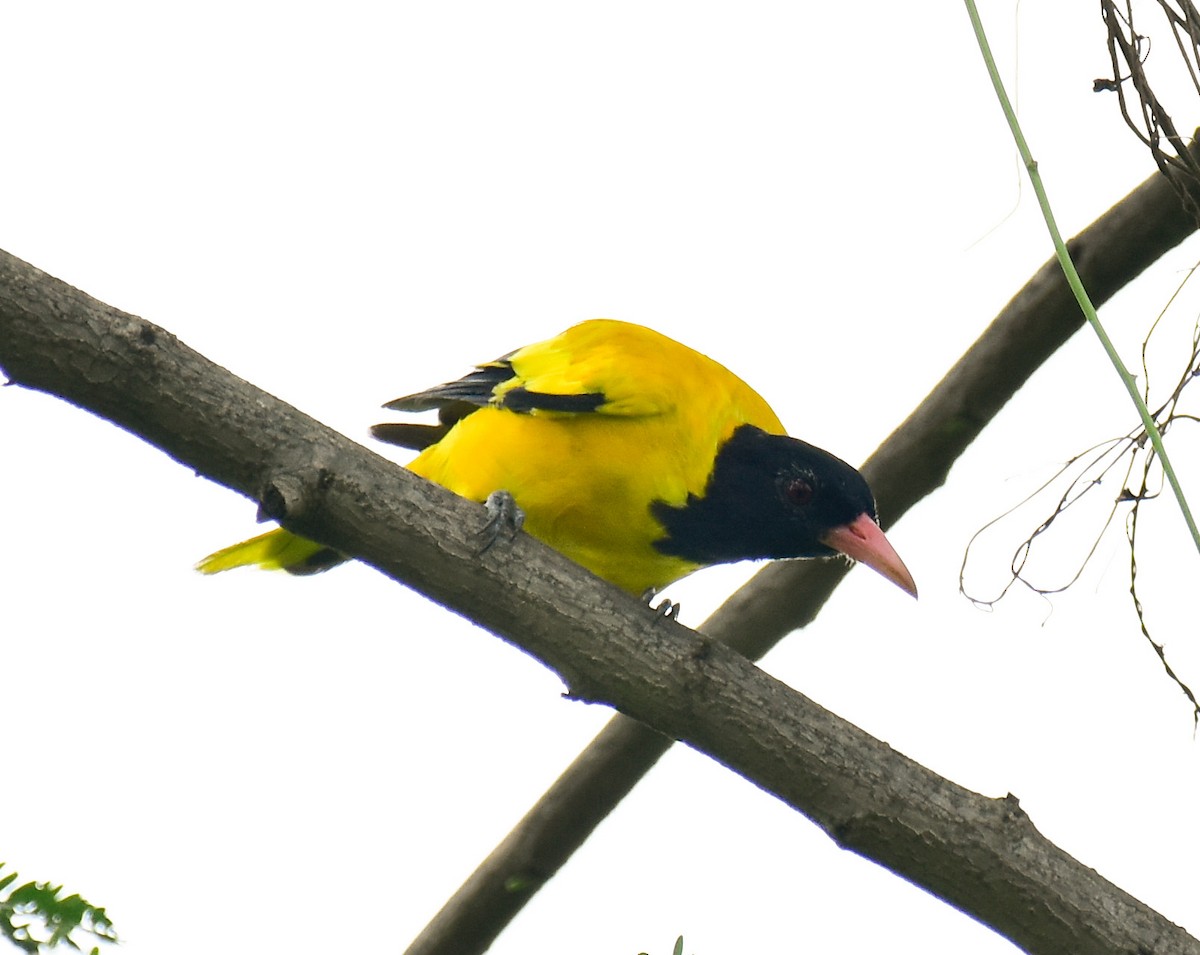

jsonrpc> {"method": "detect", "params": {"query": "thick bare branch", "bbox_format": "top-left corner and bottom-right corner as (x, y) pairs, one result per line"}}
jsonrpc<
(0, 181), (1196, 955)
(402, 163), (1200, 955)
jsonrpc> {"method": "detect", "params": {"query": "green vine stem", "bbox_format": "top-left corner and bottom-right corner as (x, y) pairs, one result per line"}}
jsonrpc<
(963, 0), (1200, 558)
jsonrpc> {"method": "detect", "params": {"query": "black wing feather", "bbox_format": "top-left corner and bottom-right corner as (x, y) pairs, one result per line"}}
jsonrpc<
(373, 353), (607, 452)
(382, 363), (514, 412)
(370, 400), (479, 450)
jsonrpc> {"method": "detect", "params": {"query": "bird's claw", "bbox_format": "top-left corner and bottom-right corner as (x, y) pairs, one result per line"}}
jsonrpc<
(479, 490), (525, 555)
(641, 587), (680, 620)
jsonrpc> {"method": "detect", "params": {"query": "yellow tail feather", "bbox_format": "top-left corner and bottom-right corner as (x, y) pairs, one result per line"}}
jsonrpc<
(195, 528), (329, 574)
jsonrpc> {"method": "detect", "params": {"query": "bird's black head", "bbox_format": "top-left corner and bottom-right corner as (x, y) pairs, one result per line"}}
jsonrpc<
(651, 424), (878, 566)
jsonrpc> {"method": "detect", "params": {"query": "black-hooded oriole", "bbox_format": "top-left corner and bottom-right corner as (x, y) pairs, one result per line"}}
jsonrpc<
(197, 320), (916, 597)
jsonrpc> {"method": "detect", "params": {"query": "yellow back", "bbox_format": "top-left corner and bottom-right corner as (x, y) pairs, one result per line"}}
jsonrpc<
(408, 320), (785, 593)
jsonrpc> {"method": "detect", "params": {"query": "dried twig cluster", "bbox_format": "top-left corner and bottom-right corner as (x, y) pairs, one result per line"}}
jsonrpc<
(1100, 0), (1200, 221)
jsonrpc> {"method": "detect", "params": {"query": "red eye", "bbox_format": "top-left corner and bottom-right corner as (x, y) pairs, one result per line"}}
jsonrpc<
(784, 477), (814, 506)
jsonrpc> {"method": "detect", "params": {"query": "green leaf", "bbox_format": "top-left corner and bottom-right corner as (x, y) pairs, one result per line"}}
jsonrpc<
(0, 863), (117, 952)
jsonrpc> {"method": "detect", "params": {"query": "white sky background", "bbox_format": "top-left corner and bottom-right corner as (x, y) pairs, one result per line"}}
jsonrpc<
(4, 2), (1200, 953)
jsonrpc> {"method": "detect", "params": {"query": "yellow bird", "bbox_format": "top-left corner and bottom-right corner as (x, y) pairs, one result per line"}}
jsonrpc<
(198, 320), (916, 598)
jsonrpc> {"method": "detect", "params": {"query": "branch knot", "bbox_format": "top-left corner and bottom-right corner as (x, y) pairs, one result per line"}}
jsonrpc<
(256, 469), (330, 523)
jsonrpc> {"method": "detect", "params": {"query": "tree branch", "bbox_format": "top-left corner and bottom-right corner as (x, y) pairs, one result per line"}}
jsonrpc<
(1, 169), (1197, 955)
(400, 164), (1200, 954)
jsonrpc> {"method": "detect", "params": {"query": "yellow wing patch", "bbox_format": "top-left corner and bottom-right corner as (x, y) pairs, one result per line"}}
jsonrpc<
(497, 319), (786, 429)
